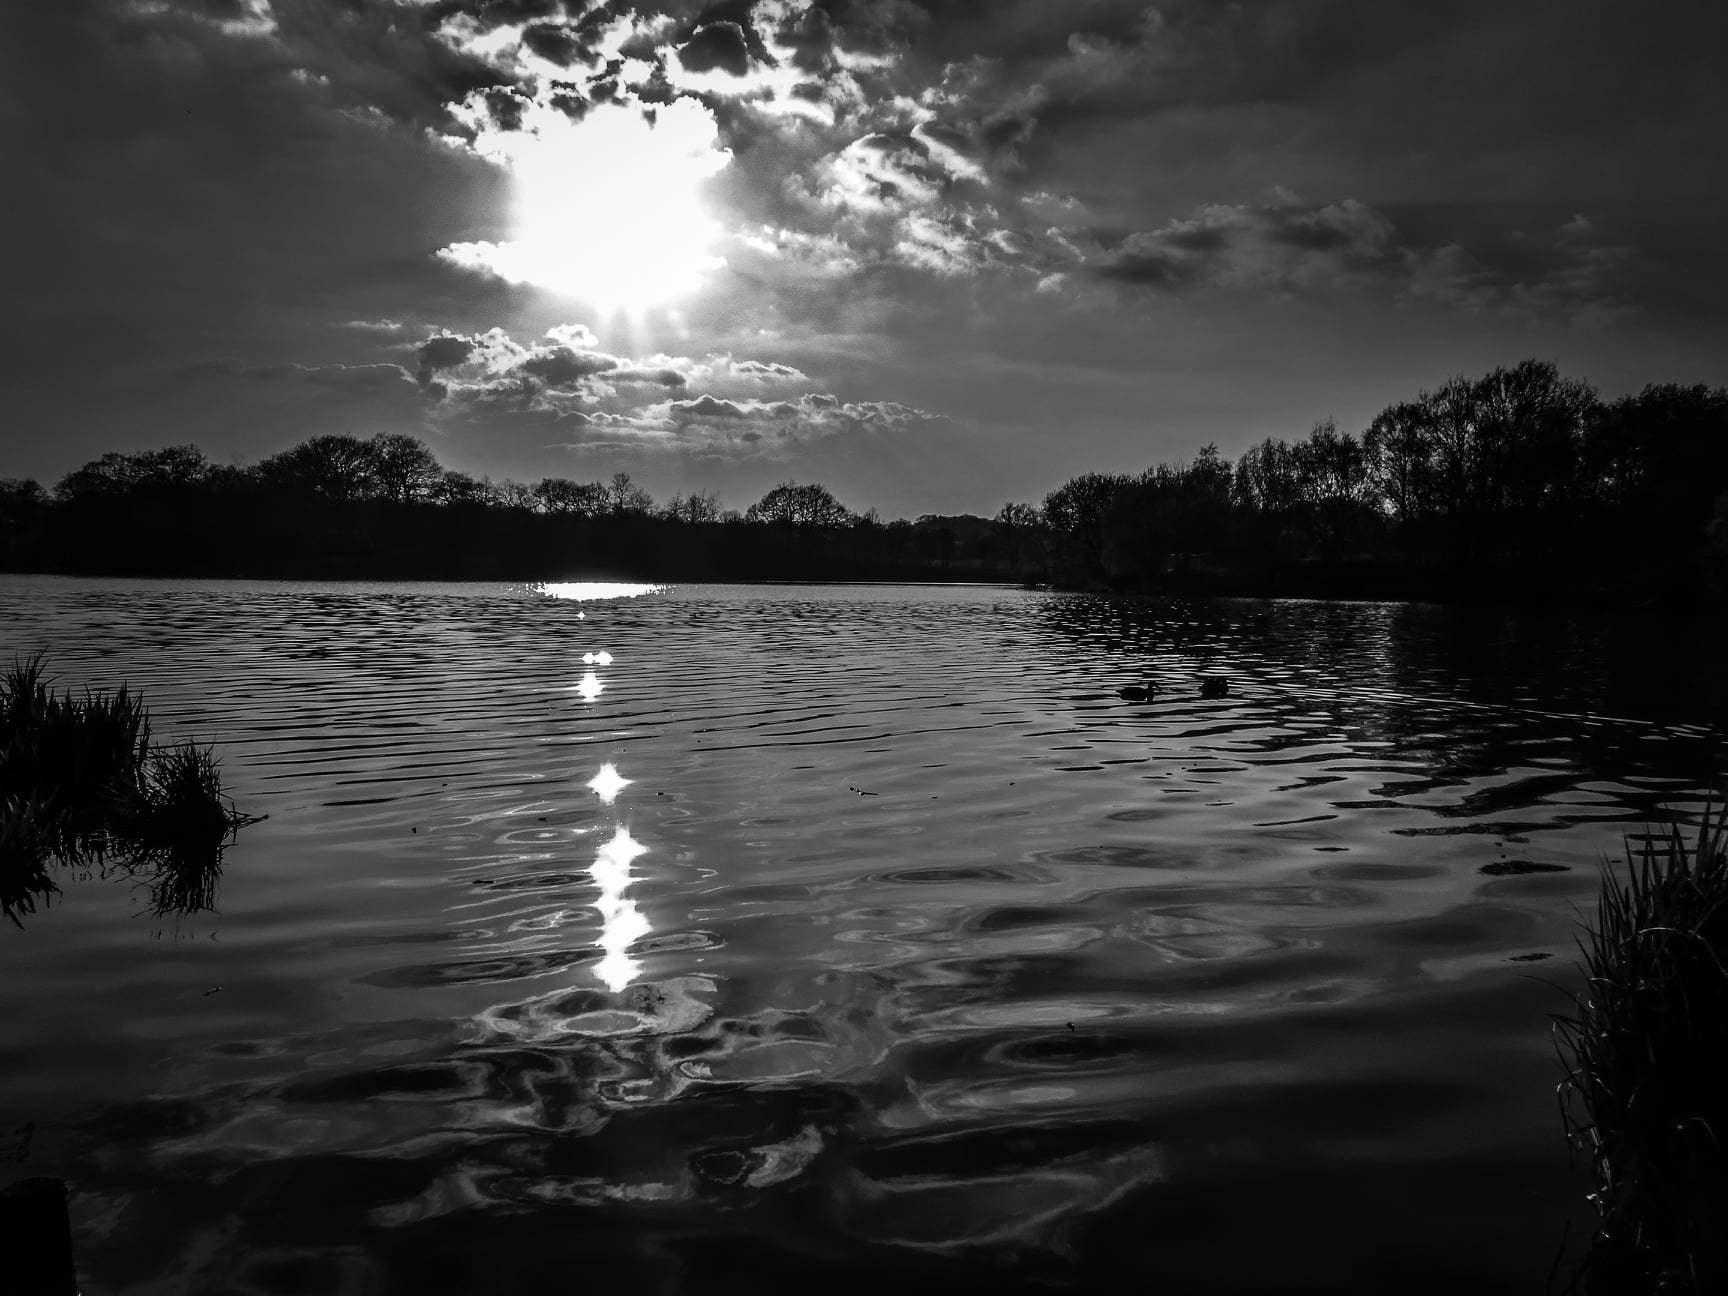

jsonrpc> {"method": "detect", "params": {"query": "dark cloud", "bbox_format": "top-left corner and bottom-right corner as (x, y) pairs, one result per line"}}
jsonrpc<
(519, 346), (620, 384)
(1094, 197), (1643, 325)
(479, 86), (533, 131)
(611, 366), (689, 388)
(521, 22), (596, 68)
(417, 335), (478, 386)
(546, 81), (590, 118)
(677, 21), (753, 76)
(772, 2), (839, 74)
(268, 0), (513, 133)
(1097, 199), (1415, 292)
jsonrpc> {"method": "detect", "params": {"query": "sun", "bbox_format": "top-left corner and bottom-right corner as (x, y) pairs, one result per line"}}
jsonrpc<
(441, 99), (730, 314)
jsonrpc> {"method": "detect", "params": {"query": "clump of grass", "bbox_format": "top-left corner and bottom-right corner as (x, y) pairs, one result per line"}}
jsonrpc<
(0, 655), (150, 840)
(133, 741), (240, 845)
(0, 655), (254, 925)
(1555, 803), (1728, 1293)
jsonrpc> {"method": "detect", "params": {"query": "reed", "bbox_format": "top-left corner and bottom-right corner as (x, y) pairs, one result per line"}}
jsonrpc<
(0, 655), (251, 924)
(1555, 803), (1728, 1293)
(0, 795), (60, 923)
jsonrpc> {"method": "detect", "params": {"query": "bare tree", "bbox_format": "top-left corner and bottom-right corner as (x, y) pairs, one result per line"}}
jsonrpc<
(368, 434), (444, 504)
(607, 472), (654, 516)
(534, 477), (608, 516)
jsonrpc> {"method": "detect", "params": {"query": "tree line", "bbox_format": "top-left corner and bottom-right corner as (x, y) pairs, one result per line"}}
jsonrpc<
(1037, 360), (1728, 603)
(0, 434), (1029, 581)
(3, 358), (1723, 600)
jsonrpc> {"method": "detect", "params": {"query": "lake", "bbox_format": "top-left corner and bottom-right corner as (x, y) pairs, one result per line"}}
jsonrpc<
(2, 576), (1723, 1294)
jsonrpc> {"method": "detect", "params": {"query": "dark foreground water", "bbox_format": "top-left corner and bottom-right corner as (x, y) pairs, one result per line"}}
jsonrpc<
(2, 577), (1724, 1294)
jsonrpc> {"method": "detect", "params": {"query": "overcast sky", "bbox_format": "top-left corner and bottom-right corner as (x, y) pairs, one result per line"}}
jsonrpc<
(4, 0), (1725, 516)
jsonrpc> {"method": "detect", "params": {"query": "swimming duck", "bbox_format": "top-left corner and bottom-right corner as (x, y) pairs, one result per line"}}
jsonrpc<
(1118, 682), (1158, 702)
(1199, 677), (1229, 699)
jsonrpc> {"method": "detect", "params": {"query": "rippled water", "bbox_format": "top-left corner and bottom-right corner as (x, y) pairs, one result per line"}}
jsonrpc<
(2, 576), (1724, 1294)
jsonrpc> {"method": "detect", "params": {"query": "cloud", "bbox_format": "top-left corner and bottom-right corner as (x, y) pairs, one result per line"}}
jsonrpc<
(669, 394), (747, 420)
(1093, 197), (1643, 323)
(544, 322), (599, 348)
(730, 359), (807, 381)
(337, 318), (410, 334)
(519, 346), (619, 384)
(388, 320), (943, 457)
(185, 359), (417, 390)
(403, 327), (835, 436)
(1098, 198), (1404, 292)
(416, 333), (477, 386)
(610, 365), (688, 388)
(678, 22), (753, 77)
(646, 390), (939, 449)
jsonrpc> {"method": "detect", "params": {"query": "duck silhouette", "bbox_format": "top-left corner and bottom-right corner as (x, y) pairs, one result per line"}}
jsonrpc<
(1118, 682), (1158, 702)
(1199, 677), (1229, 699)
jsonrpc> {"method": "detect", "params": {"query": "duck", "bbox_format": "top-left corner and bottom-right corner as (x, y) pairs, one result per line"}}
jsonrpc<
(1199, 677), (1229, 699)
(1118, 682), (1158, 702)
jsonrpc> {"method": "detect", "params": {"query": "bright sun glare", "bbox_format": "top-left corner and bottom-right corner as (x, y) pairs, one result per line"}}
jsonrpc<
(446, 100), (729, 313)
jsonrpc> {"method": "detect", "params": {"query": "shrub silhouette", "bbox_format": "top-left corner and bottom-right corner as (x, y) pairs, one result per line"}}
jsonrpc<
(0, 655), (254, 925)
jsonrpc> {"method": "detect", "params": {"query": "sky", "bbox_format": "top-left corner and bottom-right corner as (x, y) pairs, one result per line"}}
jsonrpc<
(3, 0), (1726, 517)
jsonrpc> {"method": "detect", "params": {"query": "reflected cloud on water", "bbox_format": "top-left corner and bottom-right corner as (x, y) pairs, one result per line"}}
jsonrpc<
(590, 827), (649, 993)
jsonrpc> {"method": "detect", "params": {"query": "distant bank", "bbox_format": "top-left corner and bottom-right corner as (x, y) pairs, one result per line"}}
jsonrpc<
(5, 358), (1724, 604)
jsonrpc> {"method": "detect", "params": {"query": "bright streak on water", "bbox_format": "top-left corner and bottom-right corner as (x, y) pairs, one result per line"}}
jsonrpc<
(587, 763), (630, 804)
(589, 827), (650, 993)
(583, 651), (614, 666)
(574, 671), (603, 702)
(534, 583), (663, 602)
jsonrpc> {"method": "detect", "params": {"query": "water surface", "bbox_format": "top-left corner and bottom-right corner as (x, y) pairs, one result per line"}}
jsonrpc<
(2, 577), (1722, 1294)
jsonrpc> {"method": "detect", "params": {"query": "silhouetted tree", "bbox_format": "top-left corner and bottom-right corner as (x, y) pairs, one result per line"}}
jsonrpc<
(606, 472), (654, 516)
(1042, 471), (1130, 584)
(257, 435), (380, 500)
(0, 479), (48, 564)
(368, 433), (443, 504)
(746, 482), (851, 527)
(0, 478), (48, 518)
(661, 489), (722, 524)
(1363, 400), (1435, 524)
(534, 477), (608, 515)
(992, 502), (1043, 576)
(436, 471), (493, 507)
(56, 446), (211, 501)
(491, 479), (536, 511)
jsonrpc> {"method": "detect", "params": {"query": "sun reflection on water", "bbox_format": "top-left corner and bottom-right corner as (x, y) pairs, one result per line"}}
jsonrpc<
(590, 827), (650, 993)
(574, 671), (604, 701)
(587, 762), (630, 804)
(534, 582), (663, 602)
